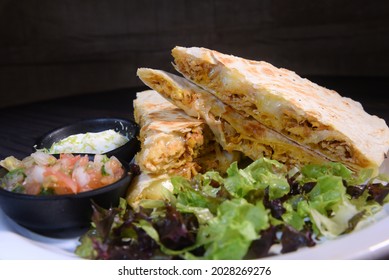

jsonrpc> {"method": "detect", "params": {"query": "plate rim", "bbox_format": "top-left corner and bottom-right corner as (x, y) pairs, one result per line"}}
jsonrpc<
(1, 205), (388, 260)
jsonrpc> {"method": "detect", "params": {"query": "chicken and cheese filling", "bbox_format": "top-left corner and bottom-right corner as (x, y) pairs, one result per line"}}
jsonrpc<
(172, 47), (389, 171)
(134, 90), (238, 178)
(137, 68), (330, 168)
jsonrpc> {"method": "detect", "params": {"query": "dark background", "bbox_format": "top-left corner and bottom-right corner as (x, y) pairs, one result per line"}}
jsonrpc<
(0, 1), (388, 259)
(0, 0), (388, 107)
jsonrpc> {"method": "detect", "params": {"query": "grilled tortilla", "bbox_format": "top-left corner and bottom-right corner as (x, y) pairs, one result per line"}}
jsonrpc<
(126, 172), (173, 209)
(137, 68), (331, 167)
(172, 46), (389, 171)
(134, 90), (239, 178)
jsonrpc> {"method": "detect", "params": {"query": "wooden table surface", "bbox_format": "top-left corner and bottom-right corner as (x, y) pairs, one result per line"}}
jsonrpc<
(0, 77), (388, 259)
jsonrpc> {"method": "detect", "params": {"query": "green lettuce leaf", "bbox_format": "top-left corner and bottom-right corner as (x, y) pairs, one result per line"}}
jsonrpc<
(171, 176), (221, 215)
(224, 158), (289, 200)
(190, 198), (269, 260)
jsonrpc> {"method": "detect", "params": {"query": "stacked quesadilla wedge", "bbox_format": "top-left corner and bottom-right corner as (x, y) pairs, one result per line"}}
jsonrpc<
(171, 46), (389, 172)
(129, 89), (240, 208)
(137, 68), (330, 167)
(133, 89), (239, 178)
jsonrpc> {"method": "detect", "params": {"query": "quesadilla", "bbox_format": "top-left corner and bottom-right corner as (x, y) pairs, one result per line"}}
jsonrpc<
(137, 68), (331, 167)
(126, 172), (173, 209)
(172, 46), (389, 171)
(133, 90), (239, 178)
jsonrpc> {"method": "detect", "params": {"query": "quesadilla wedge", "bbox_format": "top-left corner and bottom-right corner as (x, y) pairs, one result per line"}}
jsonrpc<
(137, 68), (331, 167)
(126, 172), (173, 209)
(172, 46), (389, 171)
(134, 90), (239, 178)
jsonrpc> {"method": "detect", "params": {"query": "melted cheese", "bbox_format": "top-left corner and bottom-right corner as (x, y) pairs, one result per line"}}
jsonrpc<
(172, 46), (389, 170)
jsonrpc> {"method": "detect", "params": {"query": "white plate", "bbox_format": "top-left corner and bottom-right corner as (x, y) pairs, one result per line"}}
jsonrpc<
(1, 203), (389, 260)
(0, 209), (80, 260)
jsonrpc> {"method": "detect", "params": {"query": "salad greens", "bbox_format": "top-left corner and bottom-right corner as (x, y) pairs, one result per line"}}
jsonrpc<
(76, 158), (389, 260)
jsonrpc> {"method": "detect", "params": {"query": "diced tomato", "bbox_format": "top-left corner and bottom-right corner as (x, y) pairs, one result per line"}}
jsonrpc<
(2, 152), (124, 195)
(58, 154), (82, 172)
(44, 167), (78, 194)
(25, 182), (43, 195)
(85, 168), (104, 190)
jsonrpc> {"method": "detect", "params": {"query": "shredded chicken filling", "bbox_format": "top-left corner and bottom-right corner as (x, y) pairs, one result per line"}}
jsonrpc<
(138, 125), (206, 177)
(175, 58), (362, 166)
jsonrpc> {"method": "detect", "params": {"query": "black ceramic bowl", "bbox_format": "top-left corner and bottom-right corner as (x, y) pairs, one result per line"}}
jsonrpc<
(0, 157), (135, 238)
(34, 118), (140, 162)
